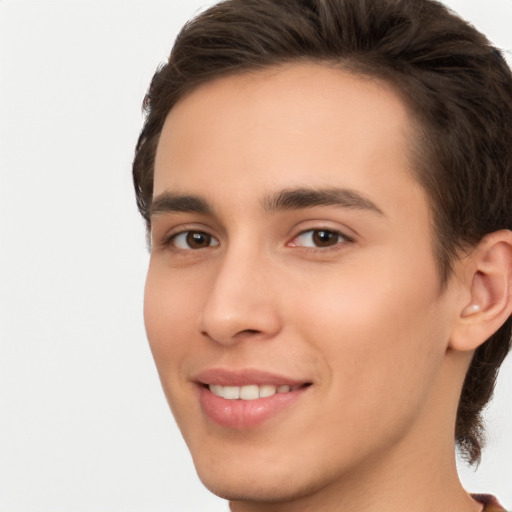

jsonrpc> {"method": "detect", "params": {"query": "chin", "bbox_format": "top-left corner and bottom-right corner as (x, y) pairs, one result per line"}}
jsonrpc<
(193, 455), (328, 505)
(199, 472), (316, 504)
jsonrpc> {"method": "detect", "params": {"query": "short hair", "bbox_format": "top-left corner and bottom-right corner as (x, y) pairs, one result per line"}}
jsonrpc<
(132, 0), (512, 464)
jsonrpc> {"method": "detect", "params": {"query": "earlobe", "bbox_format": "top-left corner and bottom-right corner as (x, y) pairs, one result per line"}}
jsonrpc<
(450, 230), (512, 352)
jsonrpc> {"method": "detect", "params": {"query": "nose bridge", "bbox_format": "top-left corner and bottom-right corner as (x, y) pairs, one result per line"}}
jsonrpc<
(198, 237), (281, 344)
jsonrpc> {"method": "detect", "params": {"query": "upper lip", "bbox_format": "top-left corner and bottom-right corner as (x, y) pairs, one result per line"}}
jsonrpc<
(193, 368), (310, 387)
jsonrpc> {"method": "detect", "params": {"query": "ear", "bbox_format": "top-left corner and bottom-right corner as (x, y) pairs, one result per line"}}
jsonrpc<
(449, 230), (512, 352)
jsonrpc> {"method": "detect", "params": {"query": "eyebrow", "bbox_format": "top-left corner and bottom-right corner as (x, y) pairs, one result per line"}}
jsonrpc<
(149, 192), (212, 217)
(262, 187), (384, 215)
(149, 187), (384, 218)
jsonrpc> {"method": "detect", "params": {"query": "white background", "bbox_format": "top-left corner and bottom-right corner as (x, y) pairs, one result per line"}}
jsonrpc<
(0, 1), (511, 511)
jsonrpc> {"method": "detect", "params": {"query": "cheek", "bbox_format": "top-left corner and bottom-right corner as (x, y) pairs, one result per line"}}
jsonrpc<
(298, 250), (448, 408)
(143, 261), (209, 430)
(143, 261), (200, 369)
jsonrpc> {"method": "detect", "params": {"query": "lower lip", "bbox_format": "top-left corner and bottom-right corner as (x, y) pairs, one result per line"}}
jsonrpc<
(198, 386), (307, 429)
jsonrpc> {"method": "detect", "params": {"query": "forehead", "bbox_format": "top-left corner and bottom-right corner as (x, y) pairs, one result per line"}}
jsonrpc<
(153, 63), (425, 219)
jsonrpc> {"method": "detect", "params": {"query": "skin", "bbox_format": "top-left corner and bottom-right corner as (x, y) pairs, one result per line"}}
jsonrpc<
(145, 64), (485, 512)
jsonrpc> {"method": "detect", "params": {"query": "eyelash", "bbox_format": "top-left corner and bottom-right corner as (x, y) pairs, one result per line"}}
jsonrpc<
(162, 227), (352, 252)
(166, 230), (220, 250)
(288, 228), (353, 250)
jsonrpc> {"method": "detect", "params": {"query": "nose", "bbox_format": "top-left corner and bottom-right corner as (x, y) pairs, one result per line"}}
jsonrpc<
(198, 247), (282, 345)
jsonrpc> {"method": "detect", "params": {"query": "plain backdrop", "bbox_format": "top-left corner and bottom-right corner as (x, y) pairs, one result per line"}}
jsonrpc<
(0, 1), (511, 511)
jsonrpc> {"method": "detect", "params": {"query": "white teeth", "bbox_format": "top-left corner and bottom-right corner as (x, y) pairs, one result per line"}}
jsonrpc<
(259, 384), (277, 398)
(239, 385), (259, 400)
(223, 386), (240, 399)
(210, 384), (223, 397)
(208, 383), (299, 400)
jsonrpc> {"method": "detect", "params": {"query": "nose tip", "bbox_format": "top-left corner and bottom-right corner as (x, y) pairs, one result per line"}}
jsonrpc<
(198, 266), (282, 346)
(199, 310), (280, 345)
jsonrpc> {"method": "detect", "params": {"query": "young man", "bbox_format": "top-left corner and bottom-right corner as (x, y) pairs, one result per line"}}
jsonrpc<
(133, 0), (512, 510)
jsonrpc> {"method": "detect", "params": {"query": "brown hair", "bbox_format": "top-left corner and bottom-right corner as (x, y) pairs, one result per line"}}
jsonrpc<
(133, 0), (512, 464)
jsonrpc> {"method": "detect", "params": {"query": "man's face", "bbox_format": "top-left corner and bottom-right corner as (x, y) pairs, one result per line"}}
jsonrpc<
(145, 64), (461, 504)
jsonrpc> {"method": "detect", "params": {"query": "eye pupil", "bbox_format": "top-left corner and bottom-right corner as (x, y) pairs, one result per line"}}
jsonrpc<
(186, 231), (211, 248)
(312, 230), (338, 246)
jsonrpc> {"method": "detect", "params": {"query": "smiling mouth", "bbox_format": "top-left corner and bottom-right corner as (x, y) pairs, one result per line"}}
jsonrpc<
(198, 378), (312, 428)
(207, 383), (310, 400)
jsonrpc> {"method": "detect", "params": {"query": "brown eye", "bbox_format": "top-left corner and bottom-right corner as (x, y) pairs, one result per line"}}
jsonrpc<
(172, 231), (219, 250)
(312, 230), (340, 247)
(292, 229), (347, 248)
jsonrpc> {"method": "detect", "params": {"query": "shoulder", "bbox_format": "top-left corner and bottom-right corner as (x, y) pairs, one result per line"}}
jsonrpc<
(472, 494), (509, 512)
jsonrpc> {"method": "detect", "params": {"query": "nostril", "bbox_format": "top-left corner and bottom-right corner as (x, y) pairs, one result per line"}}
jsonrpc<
(200, 327), (265, 345)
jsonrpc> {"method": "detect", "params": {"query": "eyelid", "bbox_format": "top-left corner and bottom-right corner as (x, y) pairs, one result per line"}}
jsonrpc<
(172, 230), (220, 250)
(287, 227), (354, 249)
(157, 223), (219, 250)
